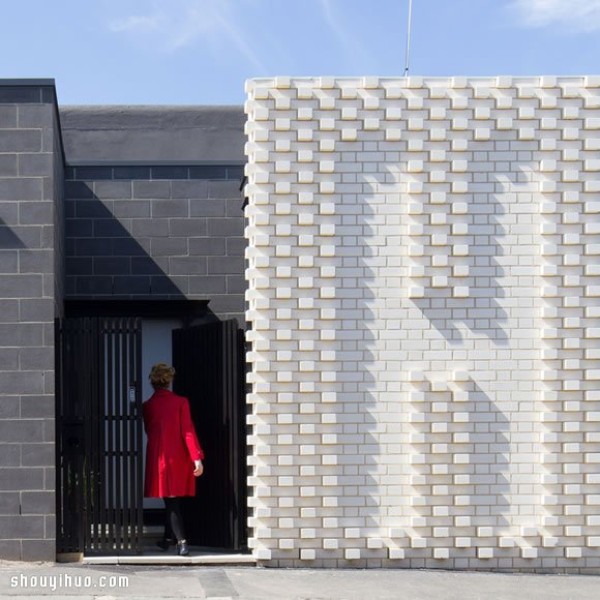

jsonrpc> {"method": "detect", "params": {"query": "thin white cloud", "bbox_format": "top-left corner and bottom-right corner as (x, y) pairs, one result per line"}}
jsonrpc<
(109, 14), (163, 34)
(318, 0), (374, 68)
(511, 0), (600, 32)
(107, 0), (267, 72)
(211, 10), (268, 73)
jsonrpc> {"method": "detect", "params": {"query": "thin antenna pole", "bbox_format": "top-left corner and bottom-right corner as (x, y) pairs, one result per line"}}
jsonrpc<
(404, 0), (413, 76)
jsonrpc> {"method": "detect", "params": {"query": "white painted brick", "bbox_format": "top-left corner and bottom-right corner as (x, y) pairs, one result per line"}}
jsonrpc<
(475, 128), (490, 140)
(319, 139), (336, 152)
(388, 548), (405, 559)
(522, 548), (538, 559)
(430, 107), (446, 120)
(364, 117), (380, 130)
(497, 117), (513, 130)
(386, 128), (402, 141)
(453, 286), (470, 298)
(519, 127), (536, 140)
(386, 107), (402, 120)
(341, 128), (357, 141)
(430, 128), (446, 141)
(453, 117), (469, 130)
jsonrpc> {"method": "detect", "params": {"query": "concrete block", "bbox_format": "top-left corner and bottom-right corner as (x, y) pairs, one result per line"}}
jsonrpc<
(21, 539), (54, 561)
(0, 105), (17, 127)
(18, 153), (52, 177)
(0, 515), (45, 539)
(0, 130), (41, 152)
(20, 491), (54, 514)
(0, 154), (17, 177)
(171, 180), (209, 199)
(0, 178), (43, 201)
(93, 181), (132, 199)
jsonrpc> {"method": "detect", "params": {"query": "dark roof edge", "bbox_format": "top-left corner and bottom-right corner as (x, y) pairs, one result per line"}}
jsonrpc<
(66, 160), (246, 167)
(60, 104), (246, 163)
(0, 78), (56, 86)
(60, 104), (244, 109)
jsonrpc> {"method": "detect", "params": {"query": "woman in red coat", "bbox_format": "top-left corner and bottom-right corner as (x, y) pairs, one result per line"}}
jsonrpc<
(143, 363), (204, 556)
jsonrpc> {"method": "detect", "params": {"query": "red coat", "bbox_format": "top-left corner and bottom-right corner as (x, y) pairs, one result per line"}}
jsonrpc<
(142, 388), (204, 498)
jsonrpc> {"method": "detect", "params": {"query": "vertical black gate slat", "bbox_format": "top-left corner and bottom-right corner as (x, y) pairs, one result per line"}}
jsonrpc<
(130, 325), (136, 551)
(85, 319), (96, 553)
(172, 319), (247, 551)
(94, 325), (101, 554)
(135, 320), (143, 552)
(115, 319), (123, 550)
(104, 318), (113, 553)
(126, 326), (133, 551)
(56, 316), (143, 556)
(215, 322), (224, 546)
(99, 323), (107, 551)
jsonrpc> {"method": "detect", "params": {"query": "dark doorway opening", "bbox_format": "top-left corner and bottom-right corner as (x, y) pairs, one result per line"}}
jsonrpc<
(172, 320), (247, 550)
(55, 301), (248, 556)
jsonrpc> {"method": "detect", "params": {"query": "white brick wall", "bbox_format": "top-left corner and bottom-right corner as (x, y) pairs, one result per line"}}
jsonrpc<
(243, 76), (600, 571)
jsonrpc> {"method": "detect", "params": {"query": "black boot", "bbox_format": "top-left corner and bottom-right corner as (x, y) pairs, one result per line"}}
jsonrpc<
(156, 538), (175, 551)
(177, 539), (189, 556)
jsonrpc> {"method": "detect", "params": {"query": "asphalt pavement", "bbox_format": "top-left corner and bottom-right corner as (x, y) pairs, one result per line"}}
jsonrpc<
(0, 561), (599, 599)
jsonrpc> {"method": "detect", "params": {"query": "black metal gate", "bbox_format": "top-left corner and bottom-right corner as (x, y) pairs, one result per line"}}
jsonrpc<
(172, 319), (248, 551)
(56, 317), (143, 555)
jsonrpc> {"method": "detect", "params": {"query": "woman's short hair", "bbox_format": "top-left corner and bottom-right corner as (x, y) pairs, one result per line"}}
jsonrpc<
(149, 363), (175, 389)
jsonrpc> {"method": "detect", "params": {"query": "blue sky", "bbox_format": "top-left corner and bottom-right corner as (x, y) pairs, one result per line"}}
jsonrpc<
(1, 0), (600, 105)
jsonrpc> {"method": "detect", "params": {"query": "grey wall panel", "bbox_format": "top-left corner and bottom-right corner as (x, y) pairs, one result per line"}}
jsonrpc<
(59, 106), (245, 165)
(0, 81), (62, 562)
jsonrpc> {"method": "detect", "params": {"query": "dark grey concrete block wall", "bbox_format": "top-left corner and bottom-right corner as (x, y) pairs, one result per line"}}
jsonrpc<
(60, 106), (247, 327)
(0, 82), (62, 561)
(64, 166), (246, 325)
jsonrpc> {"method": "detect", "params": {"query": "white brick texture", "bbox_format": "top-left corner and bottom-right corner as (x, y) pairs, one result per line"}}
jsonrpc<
(243, 76), (600, 571)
